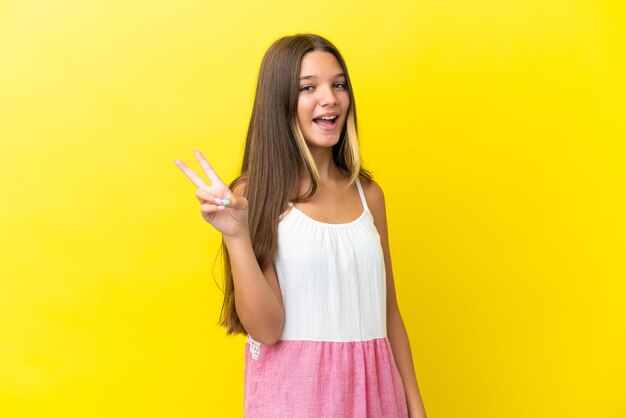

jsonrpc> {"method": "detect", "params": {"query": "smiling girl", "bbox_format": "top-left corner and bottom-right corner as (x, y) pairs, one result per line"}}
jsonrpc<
(176, 34), (427, 417)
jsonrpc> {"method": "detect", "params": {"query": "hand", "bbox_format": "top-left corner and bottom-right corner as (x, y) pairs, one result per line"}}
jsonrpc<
(175, 150), (249, 239)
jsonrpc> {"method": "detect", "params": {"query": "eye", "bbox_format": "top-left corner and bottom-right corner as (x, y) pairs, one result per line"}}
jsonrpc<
(334, 82), (347, 90)
(299, 85), (314, 92)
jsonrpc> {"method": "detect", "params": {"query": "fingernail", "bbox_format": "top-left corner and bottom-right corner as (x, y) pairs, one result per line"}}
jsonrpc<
(214, 197), (223, 204)
(222, 199), (231, 207)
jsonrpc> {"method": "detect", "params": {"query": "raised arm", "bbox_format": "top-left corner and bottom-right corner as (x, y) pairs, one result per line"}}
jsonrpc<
(175, 150), (284, 345)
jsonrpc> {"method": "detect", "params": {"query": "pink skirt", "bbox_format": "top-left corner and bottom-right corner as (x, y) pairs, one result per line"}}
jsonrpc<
(244, 337), (408, 417)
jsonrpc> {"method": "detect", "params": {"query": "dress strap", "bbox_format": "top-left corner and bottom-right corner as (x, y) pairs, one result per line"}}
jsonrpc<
(279, 202), (295, 221)
(355, 177), (369, 211)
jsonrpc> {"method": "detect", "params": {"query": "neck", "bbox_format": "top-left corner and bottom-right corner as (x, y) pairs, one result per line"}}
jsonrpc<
(305, 146), (341, 183)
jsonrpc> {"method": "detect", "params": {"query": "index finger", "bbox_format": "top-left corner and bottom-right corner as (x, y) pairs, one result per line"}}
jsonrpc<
(174, 159), (211, 192)
(194, 150), (225, 187)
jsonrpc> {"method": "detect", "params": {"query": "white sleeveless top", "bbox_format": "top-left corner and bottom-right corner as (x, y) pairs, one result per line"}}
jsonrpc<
(273, 177), (387, 342)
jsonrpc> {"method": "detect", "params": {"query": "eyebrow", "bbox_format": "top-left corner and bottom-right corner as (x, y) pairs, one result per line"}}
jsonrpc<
(299, 72), (346, 81)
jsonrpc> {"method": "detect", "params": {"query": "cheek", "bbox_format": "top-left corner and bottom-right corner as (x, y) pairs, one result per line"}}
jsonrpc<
(340, 93), (350, 109)
(297, 98), (313, 122)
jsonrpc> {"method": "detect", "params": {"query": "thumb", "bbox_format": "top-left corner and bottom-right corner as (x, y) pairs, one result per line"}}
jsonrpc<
(222, 195), (248, 210)
(232, 195), (248, 210)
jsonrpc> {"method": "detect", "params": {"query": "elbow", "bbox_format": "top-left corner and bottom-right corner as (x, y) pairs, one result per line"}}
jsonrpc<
(264, 316), (285, 346)
(256, 334), (280, 346)
(250, 327), (282, 346)
(246, 313), (284, 346)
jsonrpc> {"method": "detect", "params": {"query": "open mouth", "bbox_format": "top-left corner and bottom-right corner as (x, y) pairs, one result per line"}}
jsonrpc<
(313, 114), (338, 130)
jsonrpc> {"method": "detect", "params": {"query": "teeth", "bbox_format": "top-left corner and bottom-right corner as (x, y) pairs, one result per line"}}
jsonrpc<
(319, 115), (336, 120)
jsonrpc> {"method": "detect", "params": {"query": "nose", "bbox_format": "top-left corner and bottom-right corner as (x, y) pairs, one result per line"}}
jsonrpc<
(319, 85), (338, 107)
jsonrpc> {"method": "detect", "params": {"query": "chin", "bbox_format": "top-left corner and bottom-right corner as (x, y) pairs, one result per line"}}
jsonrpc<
(305, 135), (341, 149)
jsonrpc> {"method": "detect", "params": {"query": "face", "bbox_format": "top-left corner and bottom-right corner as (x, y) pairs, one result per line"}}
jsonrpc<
(296, 51), (350, 151)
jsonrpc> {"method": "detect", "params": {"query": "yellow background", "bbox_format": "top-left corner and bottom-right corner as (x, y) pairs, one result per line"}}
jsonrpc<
(1, 0), (625, 417)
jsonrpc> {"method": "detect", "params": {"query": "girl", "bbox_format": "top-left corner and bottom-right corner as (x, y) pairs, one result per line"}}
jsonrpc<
(175, 34), (427, 418)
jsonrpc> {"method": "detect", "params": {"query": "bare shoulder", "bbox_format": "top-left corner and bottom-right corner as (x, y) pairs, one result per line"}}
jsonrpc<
(359, 176), (385, 206)
(359, 175), (386, 214)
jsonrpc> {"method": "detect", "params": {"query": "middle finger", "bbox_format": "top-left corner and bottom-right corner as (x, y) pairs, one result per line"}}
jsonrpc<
(194, 150), (225, 187)
(175, 159), (211, 192)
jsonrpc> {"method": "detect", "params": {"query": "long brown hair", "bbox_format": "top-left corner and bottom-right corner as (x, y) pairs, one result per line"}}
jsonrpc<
(220, 33), (372, 335)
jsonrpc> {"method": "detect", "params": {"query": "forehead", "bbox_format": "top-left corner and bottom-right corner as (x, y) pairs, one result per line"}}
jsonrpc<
(299, 51), (344, 78)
